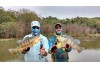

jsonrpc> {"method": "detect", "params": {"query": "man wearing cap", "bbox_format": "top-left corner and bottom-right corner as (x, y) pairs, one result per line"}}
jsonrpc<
(49, 23), (72, 62)
(21, 21), (49, 62)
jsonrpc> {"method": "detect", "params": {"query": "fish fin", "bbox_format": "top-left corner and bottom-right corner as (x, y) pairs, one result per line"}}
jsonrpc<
(77, 47), (84, 53)
(16, 40), (23, 44)
(74, 39), (80, 44)
(8, 48), (16, 55)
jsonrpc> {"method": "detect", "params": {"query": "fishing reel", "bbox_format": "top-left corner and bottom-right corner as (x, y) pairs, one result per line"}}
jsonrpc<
(39, 44), (47, 59)
(39, 44), (43, 58)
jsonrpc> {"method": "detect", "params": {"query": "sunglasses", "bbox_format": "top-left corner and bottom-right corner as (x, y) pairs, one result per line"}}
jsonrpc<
(32, 26), (39, 29)
(55, 26), (61, 29)
(55, 24), (62, 29)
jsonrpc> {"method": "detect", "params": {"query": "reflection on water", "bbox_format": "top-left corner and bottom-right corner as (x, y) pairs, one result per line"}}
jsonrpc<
(0, 38), (24, 62)
(0, 37), (100, 62)
(69, 37), (100, 62)
(69, 49), (100, 62)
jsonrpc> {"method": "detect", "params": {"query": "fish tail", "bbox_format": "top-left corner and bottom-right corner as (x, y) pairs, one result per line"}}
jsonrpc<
(8, 48), (17, 55)
(77, 46), (84, 53)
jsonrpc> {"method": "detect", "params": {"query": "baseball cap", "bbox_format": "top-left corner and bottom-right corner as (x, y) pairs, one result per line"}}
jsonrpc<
(55, 23), (62, 28)
(31, 21), (40, 28)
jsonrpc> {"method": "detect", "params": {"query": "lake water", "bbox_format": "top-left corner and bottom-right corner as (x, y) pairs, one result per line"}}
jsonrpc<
(0, 37), (100, 62)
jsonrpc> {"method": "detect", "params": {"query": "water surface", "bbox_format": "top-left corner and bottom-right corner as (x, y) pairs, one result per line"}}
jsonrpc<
(0, 37), (100, 62)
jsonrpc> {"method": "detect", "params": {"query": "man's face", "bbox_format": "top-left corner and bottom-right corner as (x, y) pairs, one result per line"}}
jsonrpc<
(55, 24), (62, 34)
(31, 26), (40, 36)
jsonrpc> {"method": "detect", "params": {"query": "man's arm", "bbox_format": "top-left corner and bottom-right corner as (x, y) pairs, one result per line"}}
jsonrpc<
(49, 36), (55, 49)
(40, 37), (49, 56)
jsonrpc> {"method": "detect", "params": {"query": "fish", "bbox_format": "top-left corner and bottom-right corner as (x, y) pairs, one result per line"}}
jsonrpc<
(8, 36), (40, 55)
(55, 34), (84, 53)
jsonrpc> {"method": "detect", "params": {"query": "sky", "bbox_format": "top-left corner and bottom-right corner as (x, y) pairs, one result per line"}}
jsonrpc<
(2, 6), (100, 19)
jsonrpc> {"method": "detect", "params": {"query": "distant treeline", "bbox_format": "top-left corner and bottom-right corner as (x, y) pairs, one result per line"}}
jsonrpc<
(0, 6), (100, 38)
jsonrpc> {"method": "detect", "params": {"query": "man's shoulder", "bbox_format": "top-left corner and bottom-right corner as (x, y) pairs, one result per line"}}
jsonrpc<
(49, 35), (56, 41)
(49, 35), (56, 38)
(24, 34), (32, 37)
(40, 34), (48, 40)
(23, 34), (32, 40)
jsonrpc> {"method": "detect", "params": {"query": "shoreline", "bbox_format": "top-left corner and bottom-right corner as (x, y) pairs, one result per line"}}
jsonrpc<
(0, 34), (100, 41)
(0, 38), (15, 41)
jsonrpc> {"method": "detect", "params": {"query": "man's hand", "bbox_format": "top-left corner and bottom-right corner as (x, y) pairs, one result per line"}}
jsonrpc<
(21, 47), (30, 54)
(40, 47), (47, 56)
(65, 44), (71, 49)
(50, 45), (57, 54)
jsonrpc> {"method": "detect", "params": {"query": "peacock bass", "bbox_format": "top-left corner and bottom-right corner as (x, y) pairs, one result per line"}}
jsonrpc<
(8, 36), (40, 55)
(55, 34), (84, 53)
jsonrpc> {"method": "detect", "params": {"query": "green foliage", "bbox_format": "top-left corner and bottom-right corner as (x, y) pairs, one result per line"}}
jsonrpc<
(0, 7), (41, 38)
(42, 16), (58, 24)
(0, 8), (16, 24)
(0, 6), (100, 38)
(17, 8), (41, 23)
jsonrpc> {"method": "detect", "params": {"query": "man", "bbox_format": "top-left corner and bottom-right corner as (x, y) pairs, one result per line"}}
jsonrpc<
(49, 23), (72, 62)
(21, 21), (49, 62)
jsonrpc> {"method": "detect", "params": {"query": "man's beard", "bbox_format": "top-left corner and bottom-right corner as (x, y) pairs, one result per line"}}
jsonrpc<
(56, 29), (62, 35)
